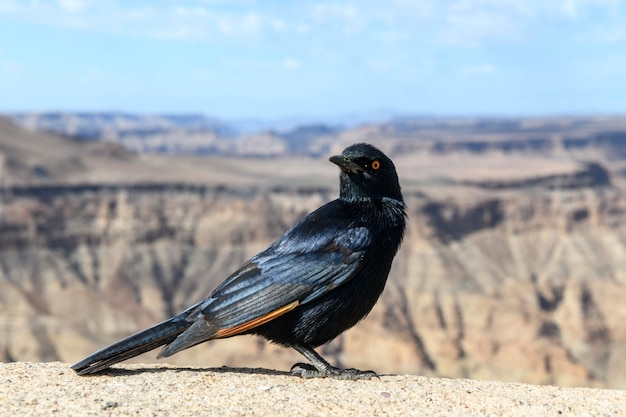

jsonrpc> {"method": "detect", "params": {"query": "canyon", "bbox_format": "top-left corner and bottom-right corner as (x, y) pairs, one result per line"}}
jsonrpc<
(1, 115), (625, 388)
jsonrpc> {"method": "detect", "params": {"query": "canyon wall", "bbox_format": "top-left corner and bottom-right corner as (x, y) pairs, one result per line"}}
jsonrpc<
(1, 182), (624, 388)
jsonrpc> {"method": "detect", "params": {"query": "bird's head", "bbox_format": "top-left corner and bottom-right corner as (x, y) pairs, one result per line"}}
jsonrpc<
(330, 143), (403, 203)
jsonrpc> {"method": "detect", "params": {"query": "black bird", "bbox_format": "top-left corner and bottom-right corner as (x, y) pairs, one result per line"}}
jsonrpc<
(72, 143), (406, 379)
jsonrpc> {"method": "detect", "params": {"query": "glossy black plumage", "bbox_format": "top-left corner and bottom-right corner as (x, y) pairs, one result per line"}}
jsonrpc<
(72, 143), (406, 379)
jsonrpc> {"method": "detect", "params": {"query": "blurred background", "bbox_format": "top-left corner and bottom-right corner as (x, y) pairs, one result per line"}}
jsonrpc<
(1, 1), (625, 389)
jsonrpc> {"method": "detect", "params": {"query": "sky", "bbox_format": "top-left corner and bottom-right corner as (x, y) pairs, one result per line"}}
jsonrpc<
(0, 0), (625, 120)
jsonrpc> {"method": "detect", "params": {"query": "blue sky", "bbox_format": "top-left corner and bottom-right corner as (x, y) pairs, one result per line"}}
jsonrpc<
(0, 0), (625, 120)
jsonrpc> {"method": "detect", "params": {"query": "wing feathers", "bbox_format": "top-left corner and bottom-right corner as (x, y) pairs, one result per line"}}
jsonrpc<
(162, 212), (372, 356)
(214, 300), (300, 338)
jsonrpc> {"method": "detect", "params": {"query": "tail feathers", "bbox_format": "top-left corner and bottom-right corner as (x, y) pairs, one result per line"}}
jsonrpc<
(157, 316), (218, 358)
(71, 318), (191, 375)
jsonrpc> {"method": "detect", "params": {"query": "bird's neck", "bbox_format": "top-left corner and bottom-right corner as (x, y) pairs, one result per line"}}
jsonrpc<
(339, 195), (406, 227)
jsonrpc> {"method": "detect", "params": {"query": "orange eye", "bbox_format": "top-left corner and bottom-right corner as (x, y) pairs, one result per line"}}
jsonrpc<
(371, 160), (381, 170)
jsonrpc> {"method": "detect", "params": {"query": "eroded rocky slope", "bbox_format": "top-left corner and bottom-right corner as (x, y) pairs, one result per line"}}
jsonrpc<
(1, 182), (624, 388)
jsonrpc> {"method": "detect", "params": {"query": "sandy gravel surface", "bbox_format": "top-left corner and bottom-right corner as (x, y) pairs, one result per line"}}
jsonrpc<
(1, 362), (624, 416)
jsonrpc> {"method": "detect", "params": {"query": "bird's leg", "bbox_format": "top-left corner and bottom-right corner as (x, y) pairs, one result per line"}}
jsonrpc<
(290, 345), (378, 380)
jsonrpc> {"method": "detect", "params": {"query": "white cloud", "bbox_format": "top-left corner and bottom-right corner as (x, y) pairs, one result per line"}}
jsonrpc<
(0, 0), (20, 14)
(599, 27), (626, 42)
(57, 0), (88, 13)
(442, 10), (524, 46)
(558, 0), (625, 19)
(0, 0), (624, 46)
(439, 0), (541, 46)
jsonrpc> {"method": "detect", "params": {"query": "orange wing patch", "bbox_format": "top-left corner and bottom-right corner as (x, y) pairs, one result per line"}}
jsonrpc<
(214, 300), (300, 338)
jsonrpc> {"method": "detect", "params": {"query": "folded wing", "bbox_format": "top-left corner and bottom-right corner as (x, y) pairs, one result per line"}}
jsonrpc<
(159, 217), (371, 357)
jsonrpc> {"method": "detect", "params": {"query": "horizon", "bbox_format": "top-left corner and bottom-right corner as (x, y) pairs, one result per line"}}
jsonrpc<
(1, 1), (625, 119)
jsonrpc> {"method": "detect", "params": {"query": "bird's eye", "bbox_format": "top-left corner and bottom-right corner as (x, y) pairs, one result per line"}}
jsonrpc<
(371, 160), (381, 170)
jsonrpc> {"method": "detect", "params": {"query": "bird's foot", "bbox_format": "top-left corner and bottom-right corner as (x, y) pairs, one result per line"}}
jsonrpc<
(290, 362), (378, 380)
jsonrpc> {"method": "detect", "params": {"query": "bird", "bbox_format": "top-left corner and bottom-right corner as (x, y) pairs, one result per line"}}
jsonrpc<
(71, 142), (406, 380)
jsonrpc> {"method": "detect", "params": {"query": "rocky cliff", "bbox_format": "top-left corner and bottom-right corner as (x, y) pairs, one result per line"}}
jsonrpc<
(1, 115), (625, 389)
(1, 181), (624, 388)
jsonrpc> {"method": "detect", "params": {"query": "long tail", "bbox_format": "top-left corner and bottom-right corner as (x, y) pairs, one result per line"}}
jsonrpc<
(71, 317), (192, 375)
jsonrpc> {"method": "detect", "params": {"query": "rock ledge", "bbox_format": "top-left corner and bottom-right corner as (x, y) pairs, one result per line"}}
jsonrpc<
(1, 362), (624, 416)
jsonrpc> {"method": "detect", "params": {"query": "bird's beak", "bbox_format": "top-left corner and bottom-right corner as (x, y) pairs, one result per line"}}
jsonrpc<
(329, 155), (363, 174)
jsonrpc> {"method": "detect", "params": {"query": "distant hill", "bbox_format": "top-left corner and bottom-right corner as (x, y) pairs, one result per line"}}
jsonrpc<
(6, 112), (626, 161)
(9, 112), (234, 139)
(0, 116), (136, 185)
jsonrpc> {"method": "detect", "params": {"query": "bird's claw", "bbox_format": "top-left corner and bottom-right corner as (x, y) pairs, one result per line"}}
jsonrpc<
(290, 363), (379, 380)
